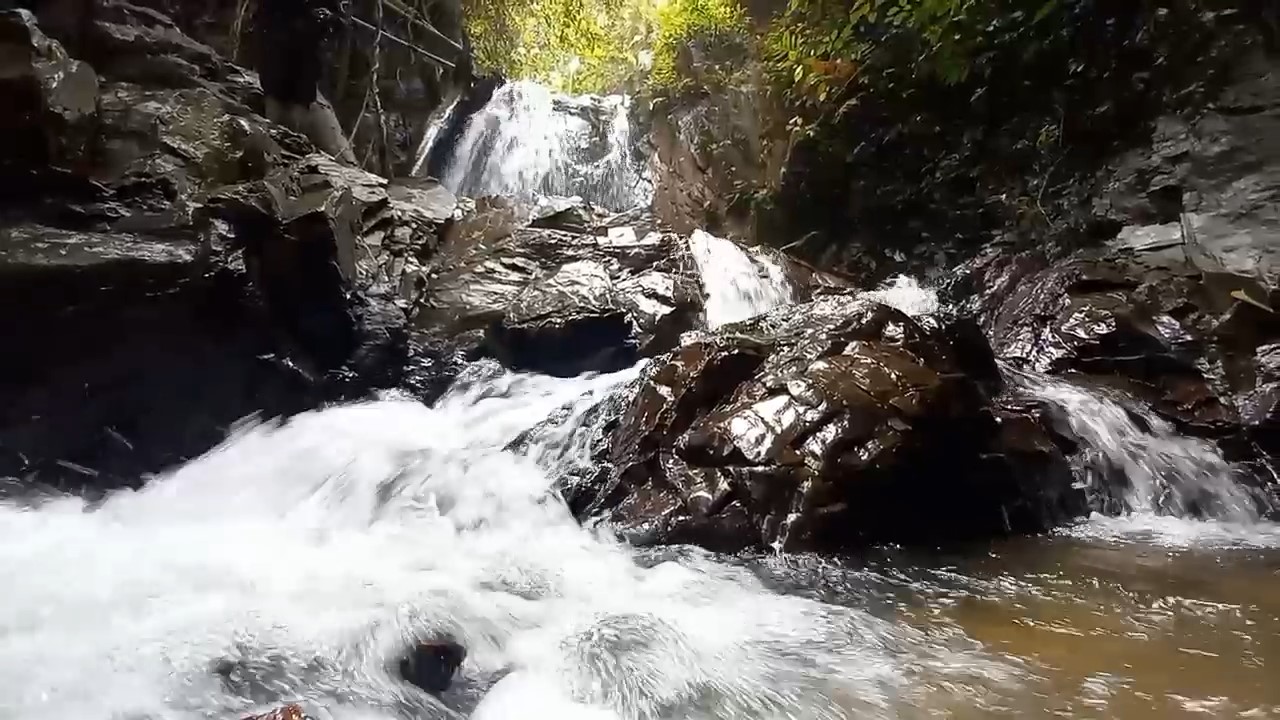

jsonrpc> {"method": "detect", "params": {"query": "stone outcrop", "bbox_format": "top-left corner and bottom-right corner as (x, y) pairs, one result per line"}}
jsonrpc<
(0, 8), (454, 492)
(569, 295), (1086, 552)
(410, 216), (705, 377)
(409, 201), (850, 377)
(957, 49), (1280, 478)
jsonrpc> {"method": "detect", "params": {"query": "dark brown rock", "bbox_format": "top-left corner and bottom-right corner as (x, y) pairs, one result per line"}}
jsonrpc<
(963, 237), (1280, 474)
(399, 640), (466, 696)
(582, 295), (1084, 551)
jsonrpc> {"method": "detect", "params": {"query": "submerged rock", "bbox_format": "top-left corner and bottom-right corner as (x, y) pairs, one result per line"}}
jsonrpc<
(399, 640), (467, 696)
(579, 295), (1085, 551)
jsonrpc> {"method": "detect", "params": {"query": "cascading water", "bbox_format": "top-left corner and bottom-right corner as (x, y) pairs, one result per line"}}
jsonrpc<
(1005, 368), (1265, 523)
(0, 362), (1003, 720)
(857, 275), (1280, 545)
(410, 95), (462, 178)
(688, 230), (796, 329)
(421, 81), (652, 213)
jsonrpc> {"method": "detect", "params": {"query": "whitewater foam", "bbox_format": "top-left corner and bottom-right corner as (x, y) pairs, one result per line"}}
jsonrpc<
(0, 364), (988, 720)
(858, 275), (940, 318)
(688, 230), (795, 329)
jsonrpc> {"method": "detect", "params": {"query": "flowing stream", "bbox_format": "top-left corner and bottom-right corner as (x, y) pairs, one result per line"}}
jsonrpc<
(5, 88), (1280, 720)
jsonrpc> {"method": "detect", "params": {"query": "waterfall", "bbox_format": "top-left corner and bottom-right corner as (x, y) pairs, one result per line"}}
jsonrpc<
(688, 230), (796, 329)
(422, 81), (652, 213)
(1005, 368), (1264, 523)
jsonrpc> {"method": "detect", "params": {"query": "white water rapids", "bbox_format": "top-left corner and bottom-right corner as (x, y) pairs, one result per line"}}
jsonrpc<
(3, 221), (1279, 716)
(0, 361), (1000, 720)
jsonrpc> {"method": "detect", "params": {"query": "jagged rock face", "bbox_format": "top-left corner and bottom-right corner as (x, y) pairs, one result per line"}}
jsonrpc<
(571, 296), (1085, 552)
(0, 9), (99, 176)
(0, 9), (455, 492)
(959, 51), (1280, 475)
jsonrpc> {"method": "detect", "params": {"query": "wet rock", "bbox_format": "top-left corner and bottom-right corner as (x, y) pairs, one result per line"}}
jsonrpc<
(399, 640), (467, 696)
(982, 46), (1280, 474)
(0, 9), (99, 177)
(963, 236), (1280, 477)
(413, 217), (706, 376)
(0, 10), (454, 492)
(412, 205), (852, 378)
(529, 195), (600, 233)
(582, 295), (1083, 551)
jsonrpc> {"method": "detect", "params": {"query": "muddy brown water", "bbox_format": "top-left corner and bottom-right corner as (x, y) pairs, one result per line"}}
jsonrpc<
(740, 518), (1280, 719)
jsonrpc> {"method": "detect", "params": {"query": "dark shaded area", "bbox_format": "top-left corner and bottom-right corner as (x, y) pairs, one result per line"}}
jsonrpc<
(0, 6), (454, 493)
(766, 0), (1254, 279)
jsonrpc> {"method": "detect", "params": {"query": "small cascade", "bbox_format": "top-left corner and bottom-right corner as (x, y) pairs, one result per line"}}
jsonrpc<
(851, 275), (1275, 536)
(688, 230), (795, 328)
(423, 81), (652, 212)
(858, 275), (940, 318)
(1006, 367), (1270, 524)
(409, 95), (462, 177)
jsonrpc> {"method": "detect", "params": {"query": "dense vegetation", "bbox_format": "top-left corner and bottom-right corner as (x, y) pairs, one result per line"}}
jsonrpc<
(460, 0), (1266, 274)
(460, 0), (746, 93)
(745, 0), (1248, 269)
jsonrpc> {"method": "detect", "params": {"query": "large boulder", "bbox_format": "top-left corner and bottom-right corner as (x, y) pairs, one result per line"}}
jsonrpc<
(573, 295), (1085, 552)
(0, 9), (453, 492)
(412, 218), (705, 377)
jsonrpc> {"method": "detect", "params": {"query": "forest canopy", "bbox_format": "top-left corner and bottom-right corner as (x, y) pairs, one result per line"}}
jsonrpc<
(458, 0), (1095, 97)
(460, 0), (747, 93)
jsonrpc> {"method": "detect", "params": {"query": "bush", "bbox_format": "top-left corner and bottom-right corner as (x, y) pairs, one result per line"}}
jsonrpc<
(461, 0), (655, 93)
(649, 0), (749, 87)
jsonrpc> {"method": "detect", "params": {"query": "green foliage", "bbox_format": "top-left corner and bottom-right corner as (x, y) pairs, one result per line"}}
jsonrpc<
(753, 0), (1236, 272)
(461, 0), (659, 93)
(461, 0), (749, 93)
(649, 0), (748, 87)
(761, 0), (1054, 118)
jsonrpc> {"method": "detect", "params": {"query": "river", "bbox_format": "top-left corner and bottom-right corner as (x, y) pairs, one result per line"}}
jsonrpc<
(1, 81), (1278, 720)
